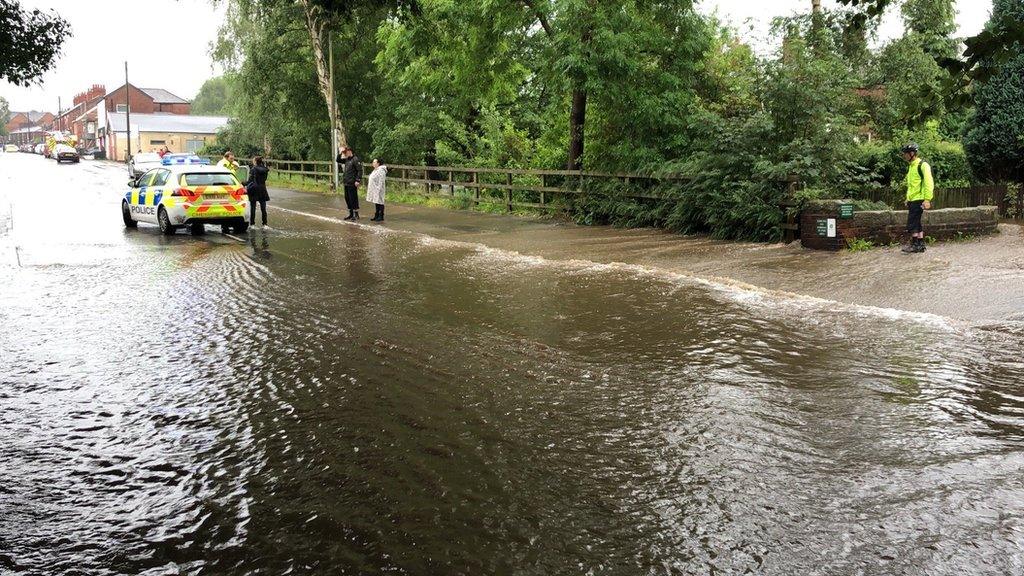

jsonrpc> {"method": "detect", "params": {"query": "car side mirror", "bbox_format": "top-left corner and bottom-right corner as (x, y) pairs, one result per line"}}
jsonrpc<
(128, 179), (137, 188)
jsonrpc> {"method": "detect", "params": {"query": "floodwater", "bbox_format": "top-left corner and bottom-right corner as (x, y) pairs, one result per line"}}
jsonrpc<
(2, 152), (1023, 575)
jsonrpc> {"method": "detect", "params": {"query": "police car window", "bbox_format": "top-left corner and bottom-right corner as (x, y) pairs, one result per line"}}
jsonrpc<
(151, 170), (170, 187)
(181, 173), (238, 186)
(138, 171), (158, 187)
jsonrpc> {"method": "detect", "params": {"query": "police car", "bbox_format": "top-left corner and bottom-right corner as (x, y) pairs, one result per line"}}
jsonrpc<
(122, 154), (249, 235)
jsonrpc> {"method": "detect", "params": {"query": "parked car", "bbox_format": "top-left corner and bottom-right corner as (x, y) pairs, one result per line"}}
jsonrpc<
(54, 144), (80, 164)
(34, 144), (45, 155)
(3, 144), (18, 153)
(122, 160), (249, 235)
(82, 147), (106, 160)
(130, 153), (163, 177)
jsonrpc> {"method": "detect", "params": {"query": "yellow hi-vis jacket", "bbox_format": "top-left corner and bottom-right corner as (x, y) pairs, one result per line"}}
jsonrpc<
(217, 158), (240, 178)
(906, 157), (934, 202)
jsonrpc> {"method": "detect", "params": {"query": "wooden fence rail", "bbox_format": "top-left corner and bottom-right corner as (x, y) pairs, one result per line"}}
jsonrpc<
(204, 155), (1022, 222)
(231, 158), (793, 212)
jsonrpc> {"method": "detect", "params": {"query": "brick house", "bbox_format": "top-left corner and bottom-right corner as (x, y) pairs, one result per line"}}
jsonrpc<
(103, 83), (191, 115)
(3, 111), (54, 146)
(4, 111), (54, 134)
(51, 85), (107, 147)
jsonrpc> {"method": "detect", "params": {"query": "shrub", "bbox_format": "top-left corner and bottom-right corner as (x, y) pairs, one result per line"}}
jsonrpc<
(846, 237), (875, 251)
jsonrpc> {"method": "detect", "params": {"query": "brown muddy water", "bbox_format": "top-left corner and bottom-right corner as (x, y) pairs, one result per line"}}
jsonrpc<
(1, 153), (1024, 575)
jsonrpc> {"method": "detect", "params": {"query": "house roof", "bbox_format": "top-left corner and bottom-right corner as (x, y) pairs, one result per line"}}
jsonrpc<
(139, 88), (189, 104)
(106, 113), (229, 134)
(11, 111), (51, 123)
(73, 108), (99, 124)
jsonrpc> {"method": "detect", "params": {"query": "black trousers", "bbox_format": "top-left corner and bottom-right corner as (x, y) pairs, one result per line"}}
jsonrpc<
(250, 199), (267, 225)
(906, 200), (924, 234)
(344, 185), (359, 211)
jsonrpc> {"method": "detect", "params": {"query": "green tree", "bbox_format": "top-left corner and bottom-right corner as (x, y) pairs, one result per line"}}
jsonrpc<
(0, 0), (70, 86)
(866, 0), (960, 138)
(901, 0), (957, 59)
(192, 75), (238, 116)
(964, 0), (1024, 183)
(0, 96), (9, 137)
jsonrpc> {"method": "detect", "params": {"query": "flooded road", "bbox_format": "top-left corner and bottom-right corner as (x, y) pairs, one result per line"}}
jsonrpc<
(2, 152), (1024, 575)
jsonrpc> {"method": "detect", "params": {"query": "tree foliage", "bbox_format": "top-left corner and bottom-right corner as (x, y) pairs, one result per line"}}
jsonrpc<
(211, 0), (1010, 240)
(0, 96), (9, 137)
(0, 0), (70, 86)
(963, 0), (1024, 183)
(192, 75), (238, 116)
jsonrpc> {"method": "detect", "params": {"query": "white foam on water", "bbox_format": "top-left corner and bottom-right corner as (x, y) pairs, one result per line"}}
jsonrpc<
(276, 205), (959, 331)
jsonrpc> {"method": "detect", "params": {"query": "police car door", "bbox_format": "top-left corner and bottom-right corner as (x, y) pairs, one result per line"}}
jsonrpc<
(130, 170), (159, 223)
(135, 169), (170, 223)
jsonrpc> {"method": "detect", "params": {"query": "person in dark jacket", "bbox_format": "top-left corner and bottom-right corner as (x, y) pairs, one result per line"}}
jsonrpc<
(244, 156), (271, 229)
(336, 146), (362, 220)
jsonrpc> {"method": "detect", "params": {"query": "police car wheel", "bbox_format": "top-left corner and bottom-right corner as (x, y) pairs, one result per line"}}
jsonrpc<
(122, 201), (137, 228)
(189, 223), (205, 236)
(158, 208), (176, 235)
(234, 222), (249, 233)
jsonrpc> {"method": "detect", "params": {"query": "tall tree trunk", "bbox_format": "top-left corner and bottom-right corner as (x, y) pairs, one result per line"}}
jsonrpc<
(299, 0), (346, 151)
(567, 17), (592, 172)
(567, 87), (587, 171)
(809, 0), (825, 51)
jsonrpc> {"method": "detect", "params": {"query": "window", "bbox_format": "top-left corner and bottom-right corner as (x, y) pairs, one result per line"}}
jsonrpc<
(138, 170), (159, 187)
(151, 170), (170, 187)
(116, 104), (129, 113)
(185, 139), (205, 153)
(149, 139), (166, 145)
(181, 173), (239, 187)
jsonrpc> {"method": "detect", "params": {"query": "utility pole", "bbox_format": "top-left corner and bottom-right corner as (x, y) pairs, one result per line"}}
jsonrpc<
(57, 96), (61, 131)
(124, 61), (132, 170)
(329, 36), (339, 192)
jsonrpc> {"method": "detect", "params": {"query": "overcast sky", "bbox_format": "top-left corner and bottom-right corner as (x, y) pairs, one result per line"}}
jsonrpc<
(1, 0), (994, 113)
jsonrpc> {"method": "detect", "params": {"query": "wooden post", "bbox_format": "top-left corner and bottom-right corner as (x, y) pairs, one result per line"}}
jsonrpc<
(473, 171), (480, 204)
(506, 171), (513, 212)
(449, 170), (455, 196)
(783, 177), (799, 244)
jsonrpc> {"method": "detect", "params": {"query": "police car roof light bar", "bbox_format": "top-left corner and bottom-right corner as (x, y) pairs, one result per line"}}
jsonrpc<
(161, 155), (211, 166)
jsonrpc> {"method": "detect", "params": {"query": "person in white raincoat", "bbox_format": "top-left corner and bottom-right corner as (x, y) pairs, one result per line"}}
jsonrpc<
(366, 159), (388, 221)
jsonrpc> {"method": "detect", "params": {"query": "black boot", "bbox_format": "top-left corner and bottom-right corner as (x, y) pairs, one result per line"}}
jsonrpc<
(901, 239), (916, 253)
(344, 210), (354, 221)
(914, 238), (926, 253)
(353, 210), (360, 220)
(378, 205), (384, 222)
(371, 205), (382, 221)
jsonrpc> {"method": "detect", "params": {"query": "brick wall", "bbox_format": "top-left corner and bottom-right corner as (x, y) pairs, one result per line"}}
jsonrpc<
(800, 200), (999, 251)
(105, 85), (157, 113)
(155, 103), (191, 114)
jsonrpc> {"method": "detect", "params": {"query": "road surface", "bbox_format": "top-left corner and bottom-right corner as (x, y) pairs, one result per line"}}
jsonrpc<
(2, 152), (1023, 575)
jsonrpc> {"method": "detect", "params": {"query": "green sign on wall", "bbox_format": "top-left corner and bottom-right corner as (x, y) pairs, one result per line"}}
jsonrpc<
(839, 204), (855, 219)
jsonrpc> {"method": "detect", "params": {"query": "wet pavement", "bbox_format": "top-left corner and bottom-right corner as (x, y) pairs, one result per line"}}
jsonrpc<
(274, 186), (1024, 324)
(2, 152), (1024, 575)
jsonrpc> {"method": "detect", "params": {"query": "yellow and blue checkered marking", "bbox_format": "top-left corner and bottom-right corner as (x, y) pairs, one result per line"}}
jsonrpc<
(125, 187), (164, 206)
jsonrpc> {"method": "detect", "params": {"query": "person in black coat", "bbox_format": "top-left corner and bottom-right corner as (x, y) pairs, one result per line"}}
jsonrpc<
(336, 146), (362, 220)
(244, 156), (271, 228)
